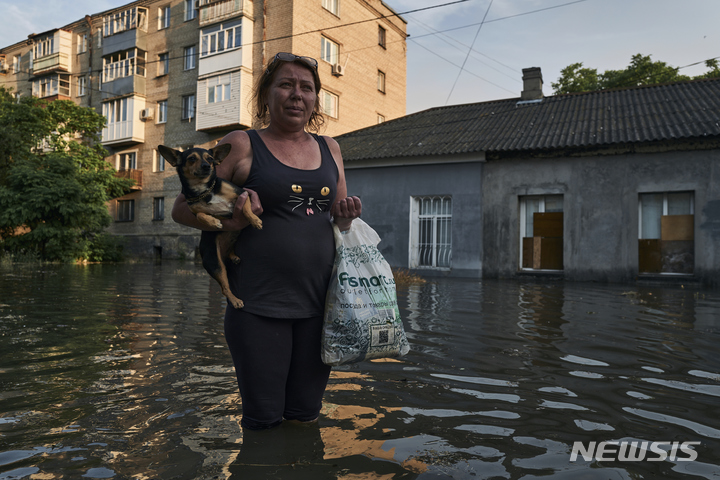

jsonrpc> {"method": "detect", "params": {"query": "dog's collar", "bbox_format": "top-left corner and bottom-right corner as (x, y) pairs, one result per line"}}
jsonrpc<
(185, 178), (216, 204)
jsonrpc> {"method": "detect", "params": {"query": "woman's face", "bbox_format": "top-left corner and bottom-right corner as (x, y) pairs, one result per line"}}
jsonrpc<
(266, 62), (317, 130)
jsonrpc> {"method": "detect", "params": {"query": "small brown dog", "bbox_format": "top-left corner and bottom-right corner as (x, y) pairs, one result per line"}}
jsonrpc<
(159, 144), (262, 309)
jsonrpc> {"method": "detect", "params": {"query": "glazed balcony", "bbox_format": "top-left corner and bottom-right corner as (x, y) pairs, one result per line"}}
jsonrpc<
(30, 30), (73, 75)
(197, 0), (251, 26)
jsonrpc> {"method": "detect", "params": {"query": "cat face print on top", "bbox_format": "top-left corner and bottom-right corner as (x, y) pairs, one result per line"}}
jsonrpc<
(289, 184), (332, 216)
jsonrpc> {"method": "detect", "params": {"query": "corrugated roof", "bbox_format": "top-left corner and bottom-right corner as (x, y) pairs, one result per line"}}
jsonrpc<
(336, 78), (720, 161)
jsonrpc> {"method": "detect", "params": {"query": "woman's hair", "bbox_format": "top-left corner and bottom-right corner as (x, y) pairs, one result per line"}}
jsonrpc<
(252, 55), (325, 133)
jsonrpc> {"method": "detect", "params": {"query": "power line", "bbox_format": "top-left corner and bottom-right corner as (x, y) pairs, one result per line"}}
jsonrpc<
(446, 0), (494, 105)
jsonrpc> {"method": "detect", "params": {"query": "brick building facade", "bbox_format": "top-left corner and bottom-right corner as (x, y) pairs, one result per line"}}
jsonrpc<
(0, 0), (406, 259)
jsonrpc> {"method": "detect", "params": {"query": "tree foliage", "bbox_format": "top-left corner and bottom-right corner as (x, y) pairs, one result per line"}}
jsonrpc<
(552, 54), (720, 94)
(0, 87), (133, 261)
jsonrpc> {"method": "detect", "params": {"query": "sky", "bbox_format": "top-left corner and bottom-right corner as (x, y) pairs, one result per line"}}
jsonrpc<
(1, 0), (718, 114)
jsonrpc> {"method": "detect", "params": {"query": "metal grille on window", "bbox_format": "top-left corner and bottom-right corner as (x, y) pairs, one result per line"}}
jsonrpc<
(418, 196), (452, 268)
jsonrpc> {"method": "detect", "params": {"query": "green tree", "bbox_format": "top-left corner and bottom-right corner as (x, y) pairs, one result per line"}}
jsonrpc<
(0, 87), (132, 261)
(552, 54), (719, 94)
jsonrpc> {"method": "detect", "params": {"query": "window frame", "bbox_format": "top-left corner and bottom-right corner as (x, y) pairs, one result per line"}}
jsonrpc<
(184, 0), (198, 21)
(158, 5), (171, 30)
(322, 0), (340, 16)
(409, 196), (453, 270)
(378, 25), (386, 49)
(182, 94), (196, 120)
(320, 89), (339, 118)
(116, 199), (135, 222)
(153, 197), (165, 221)
(184, 45), (197, 70)
(320, 36), (339, 65)
(157, 52), (169, 76)
(206, 74), (231, 104)
(157, 100), (168, 123)
(378, 70), (386, 93)
(200, 20), (242, 58)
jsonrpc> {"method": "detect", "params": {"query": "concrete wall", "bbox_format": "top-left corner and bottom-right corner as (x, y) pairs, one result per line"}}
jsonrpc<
(482, 149), (720, 286)
(345, 159), (483, 278)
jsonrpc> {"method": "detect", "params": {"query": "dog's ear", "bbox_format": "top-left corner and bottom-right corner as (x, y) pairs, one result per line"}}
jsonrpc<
(158, 145), (181, 167)
(210, 143), (232, 164)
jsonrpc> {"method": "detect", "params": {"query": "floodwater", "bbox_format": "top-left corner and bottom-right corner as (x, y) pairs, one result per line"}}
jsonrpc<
(1, 262), (719, 480)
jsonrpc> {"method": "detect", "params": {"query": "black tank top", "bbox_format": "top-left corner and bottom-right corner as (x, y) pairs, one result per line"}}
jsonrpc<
(228, 130), (339, 318)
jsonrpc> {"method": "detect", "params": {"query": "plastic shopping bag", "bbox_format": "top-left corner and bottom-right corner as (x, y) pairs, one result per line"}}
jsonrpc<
(322, 218), (410, 366)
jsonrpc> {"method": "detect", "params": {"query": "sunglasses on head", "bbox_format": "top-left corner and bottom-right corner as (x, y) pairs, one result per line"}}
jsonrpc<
(268, 52), (319, 71)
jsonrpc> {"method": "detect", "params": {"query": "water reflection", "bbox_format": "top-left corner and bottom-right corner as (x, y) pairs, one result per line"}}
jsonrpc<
(1, 263), (719, 479)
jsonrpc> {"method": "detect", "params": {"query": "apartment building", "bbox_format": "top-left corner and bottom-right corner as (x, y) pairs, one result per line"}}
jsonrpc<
(0, 0), (407, 259)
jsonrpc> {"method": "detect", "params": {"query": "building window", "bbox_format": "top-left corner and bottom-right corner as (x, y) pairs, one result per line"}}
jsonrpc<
(520, 195), (563, 270)
(207, 74), (231, 103)
(103, 7), (148, 37)
(410, 196), (452, 269)
(322, 0), (339, 15)
(153, 150), (165, 172)
(378, 25), (386, 48)
(639, 192), (694, 274)
(77, 34), (88, 54)
(157, 100), (168, 123)
(200, 19), (242, 57)
(33, 36), (55, 60)
(378, 70), (386, 93)
(117, 152), (137, 171)
(153, 197), (165, 221)
(78, 76), (87, 96)
(377, 114), (385, 124)
(185, 0), (198, 21)
(320, 90), (338, 118)
(102, 49), (147, 82)
(13, 55), (21, 74)
(158, 52), (169, 76)
(117, 199), (135, 222)
(321, 37), (339, 65)
(182, 94), (196, 120)
(32, 74), (70, 98)
(158, 6), (171, 30)
(184, 45), (197, 70)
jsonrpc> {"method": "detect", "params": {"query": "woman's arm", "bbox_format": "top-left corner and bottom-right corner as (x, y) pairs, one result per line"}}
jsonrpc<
(171, 131), (262, 231)
(325, 136), (362, 231)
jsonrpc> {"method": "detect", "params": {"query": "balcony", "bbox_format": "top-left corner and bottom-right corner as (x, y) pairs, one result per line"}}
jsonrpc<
(30, 30), (72, 75)
(115, 169), (143, 190)
(32, 52), (71, 75)
(197, 0), (250, 26)
(102, 96), (146, 146)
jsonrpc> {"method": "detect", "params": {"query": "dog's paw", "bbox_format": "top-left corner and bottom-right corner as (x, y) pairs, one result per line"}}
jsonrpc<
(250, 218), (263, 230)
(212, 218), (223, 229)
(229, 253), (241, 264)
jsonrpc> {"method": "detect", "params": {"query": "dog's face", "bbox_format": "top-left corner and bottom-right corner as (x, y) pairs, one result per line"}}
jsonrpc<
(158, 144), (232, 186)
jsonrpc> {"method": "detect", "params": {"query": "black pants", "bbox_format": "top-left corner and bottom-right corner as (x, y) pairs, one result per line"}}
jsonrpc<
(224, 309), (332, 430)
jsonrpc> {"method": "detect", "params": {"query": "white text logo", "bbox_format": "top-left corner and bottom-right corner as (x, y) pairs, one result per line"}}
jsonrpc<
(570, 441), (700, 462)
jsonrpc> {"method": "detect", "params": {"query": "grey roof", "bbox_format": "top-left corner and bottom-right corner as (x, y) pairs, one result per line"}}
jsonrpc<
(336, 78), (720, 161)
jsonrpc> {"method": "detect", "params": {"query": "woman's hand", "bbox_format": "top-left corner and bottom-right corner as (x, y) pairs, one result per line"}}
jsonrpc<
(332, 196), (362, 231)
(221, 188), (263, 231)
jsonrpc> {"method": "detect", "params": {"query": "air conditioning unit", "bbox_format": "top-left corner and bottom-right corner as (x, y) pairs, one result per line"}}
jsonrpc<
(140, 108), (154, 120)
(331, 63), (345, 76)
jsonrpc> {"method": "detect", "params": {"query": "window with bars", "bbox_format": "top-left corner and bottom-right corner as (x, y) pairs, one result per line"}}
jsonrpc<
(410, 196), (452, 269)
